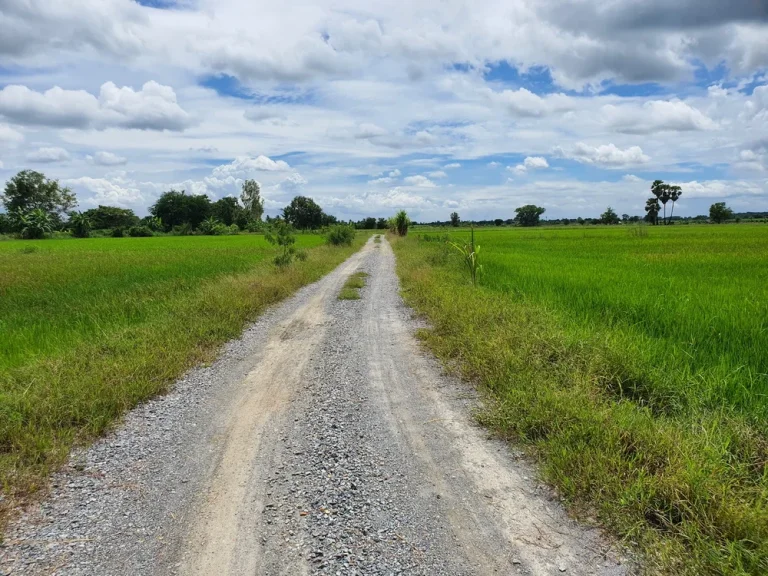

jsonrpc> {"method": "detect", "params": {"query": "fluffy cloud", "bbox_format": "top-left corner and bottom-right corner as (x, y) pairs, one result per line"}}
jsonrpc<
(0, 82), (191, 131)
(743, 85), (768, 120)
(87, 151), (127, 166)
(63, 176), (144, 208)
(602, 100), (717, 134)
(368, 169), (401, 185)
(403, 175), (437, 187)
(354, 123), (388, 139)
(0, 123), (23, 143)
(26, 146), (70, 163)
(553, 142), (650, 167)
(427, 170), (447, 178)
(444, 163), (461, 169)
(212, 155), (292, 178)
(508, 156), (550, 174)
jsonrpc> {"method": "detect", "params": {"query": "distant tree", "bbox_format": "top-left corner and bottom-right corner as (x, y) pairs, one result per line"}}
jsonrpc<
(141, 216), (163, 231)
(709, 202), (734, 224)
(357, 217), (377, 229)
(376, 217), (388, 230)
(514, 204), (546, 227)
(321, 213), (338, 227)
(212, 197), (248, 227)
(493, 218), (504, 227)
(645, 197), (661, 225)
(150, 190), (211, 230)
(82, 205), (139, 230)
(240, 179), (264, 222)
(450, 212), (460, 227)
(67, 212), (92, 238)
(600, 206), (620, 225)
(622, 213), (629, 223)
(2, 170), (77, 228)
(283, 196), (324, 229)
(561, 218), (570, 226)
(577, 217), (585, 225)
(668, 185), (682, 223)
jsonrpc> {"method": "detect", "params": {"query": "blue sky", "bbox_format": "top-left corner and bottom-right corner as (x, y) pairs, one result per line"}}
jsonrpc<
(0, 0), (767, 220)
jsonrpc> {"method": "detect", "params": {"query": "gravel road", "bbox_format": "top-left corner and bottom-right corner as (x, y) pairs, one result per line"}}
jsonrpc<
(1, 237), (629, 576)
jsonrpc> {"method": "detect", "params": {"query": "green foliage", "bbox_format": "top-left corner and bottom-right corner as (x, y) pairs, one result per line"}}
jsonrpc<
(326, 224), (355, 246)
(450, 211), (460, 227)
(14, 208), (54, 239)
(240, 179), (264, 222)
(212, 196), (249, 228)
(1, 171), (77, 226)
(199, 216), (229, 236)
(651, 180), (683, 225)
(514, 204), (546, 227)
(141, 216), (164, 232)
(645, 197), (661, 224)
(0, 213), (12, 235)
(710, 202), (734, 224)
(172, 223), (194, 236)
(282, 196), (324, 230)
(392, 225), (768, 575)
(149, 189), (211, 231)
(377, 217), (388, 230)
(600, 206), (620, 225)
(389, 210), (411, 236)
(449, 226), (482, 286)
(68, 212), (92, 238)
(265, 220), (304, 267)
(128, 225), (153, 237)
(111, 227), (125, 238)
(82, 205), (139, 230)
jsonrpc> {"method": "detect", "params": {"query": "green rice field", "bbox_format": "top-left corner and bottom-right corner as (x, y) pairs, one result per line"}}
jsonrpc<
(392, 224), (768, 575)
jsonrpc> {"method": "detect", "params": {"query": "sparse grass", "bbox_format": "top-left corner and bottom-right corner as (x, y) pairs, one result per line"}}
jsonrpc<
(391, 225), (768, 575)
(374, 235), (382, 243)
(338, 271), (368, 300)
(0, 234), (365, 527)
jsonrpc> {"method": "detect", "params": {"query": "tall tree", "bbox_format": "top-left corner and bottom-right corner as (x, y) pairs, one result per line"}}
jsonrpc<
(2, 170), (77, 226)
(709, 202), (734, 224)
(668, 185), (682, 223)
(600, 206), (620, 225)
(240, 180), (264, 222)
(282, 196), (324, 229)
(644, 197), (660, 225)
(150, 190), (211, 230)
(450, 212), (460, 227)
(212, 196), (247, 227)
(514, 204), (546, 227)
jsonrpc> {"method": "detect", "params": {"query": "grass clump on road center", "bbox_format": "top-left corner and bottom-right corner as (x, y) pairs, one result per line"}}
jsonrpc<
(338, 271), (368, 300)
(0, 234), (365, 528)
(390, 225), (768, 575)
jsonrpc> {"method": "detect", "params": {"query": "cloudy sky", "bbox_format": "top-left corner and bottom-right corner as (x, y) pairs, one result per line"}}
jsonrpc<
(1, 0), (767, 221)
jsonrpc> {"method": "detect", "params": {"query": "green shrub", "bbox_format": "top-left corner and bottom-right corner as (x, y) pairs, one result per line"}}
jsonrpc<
(326, 224), (355, 246)
(171, 223), (194, 236)
(128, 225), (153, 237)
(111, 228), (124, 238)
(14, 209), (54, 239)
(68, 212), (92, 238)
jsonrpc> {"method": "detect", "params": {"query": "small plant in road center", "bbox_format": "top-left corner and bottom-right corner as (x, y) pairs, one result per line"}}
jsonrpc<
(449, 226), (482, 286)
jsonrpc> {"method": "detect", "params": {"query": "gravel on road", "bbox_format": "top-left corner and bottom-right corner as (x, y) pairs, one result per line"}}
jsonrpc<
(1, 237), (629, 576)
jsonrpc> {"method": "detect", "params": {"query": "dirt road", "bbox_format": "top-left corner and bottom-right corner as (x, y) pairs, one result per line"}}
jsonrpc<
(2, 237), (627, 575)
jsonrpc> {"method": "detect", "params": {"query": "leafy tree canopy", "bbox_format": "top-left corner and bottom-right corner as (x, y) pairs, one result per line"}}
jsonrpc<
(1, 170), (77, 221)
(149, 190), (212, 230)
(282, 196), (324, 229)
(600, 206), (620, 225)
(514, 204), (546, 227)
(710, 202), (734, 224)
(240, 179), (264, 221)
(82, 205), (139, 230)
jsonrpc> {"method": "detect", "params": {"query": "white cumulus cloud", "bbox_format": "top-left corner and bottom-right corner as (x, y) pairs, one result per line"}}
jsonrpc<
(26, 146), (70, 163)
(403, 175), (437, 188)
(0, 82), (191, 131)
(87, 151), (127, 166)
(602, 100), (717, 134)
(212, 155), (292, 178)
(553, 142), (650, 167)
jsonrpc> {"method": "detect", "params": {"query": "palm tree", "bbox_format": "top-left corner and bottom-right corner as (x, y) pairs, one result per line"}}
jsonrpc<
(645, 197), (660, 225)
(668, 185), (682, 223)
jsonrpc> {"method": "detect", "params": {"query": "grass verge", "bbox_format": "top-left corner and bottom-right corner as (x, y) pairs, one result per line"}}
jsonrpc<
(0, 234), (365, 529)
(390, 230), (767, 575)
(338, 271), (368, 300)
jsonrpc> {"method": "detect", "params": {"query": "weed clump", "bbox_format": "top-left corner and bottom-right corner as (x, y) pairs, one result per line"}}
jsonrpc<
(326, 225), (355, 246)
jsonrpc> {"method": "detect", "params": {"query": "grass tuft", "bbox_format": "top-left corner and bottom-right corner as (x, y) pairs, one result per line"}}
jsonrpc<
(338, 271), (368, 300)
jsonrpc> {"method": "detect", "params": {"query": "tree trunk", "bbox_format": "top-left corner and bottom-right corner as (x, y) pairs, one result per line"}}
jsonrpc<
(670, 202), (675, 223)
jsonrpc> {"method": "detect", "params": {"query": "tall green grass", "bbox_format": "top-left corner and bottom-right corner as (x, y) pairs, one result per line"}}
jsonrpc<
(391, 225), (768, 575)
(0, 234), (364, 523)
